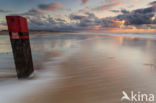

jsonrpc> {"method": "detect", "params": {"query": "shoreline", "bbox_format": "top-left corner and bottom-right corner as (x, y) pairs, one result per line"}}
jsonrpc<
(1, 30), (156, 35)
(0, 30), (75, 35)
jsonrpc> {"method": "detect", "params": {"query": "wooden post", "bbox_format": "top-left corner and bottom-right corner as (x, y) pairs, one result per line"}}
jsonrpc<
(6, 16), (34, 79)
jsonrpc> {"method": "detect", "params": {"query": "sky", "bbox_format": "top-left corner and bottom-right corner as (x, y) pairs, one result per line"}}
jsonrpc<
(0, 0), (156, 33)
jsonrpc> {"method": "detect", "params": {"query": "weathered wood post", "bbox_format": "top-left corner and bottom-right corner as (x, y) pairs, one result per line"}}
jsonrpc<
(6, 16), (34, 79)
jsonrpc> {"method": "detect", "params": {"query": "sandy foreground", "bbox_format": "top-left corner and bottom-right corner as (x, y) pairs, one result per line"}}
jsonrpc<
(0, 33), (156, 103)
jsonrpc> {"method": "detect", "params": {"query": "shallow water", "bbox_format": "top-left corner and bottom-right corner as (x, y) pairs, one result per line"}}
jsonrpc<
(0, 33), (156, 103)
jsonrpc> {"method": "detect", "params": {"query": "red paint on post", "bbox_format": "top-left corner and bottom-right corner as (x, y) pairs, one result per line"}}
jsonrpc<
(6, 16), (28, 33)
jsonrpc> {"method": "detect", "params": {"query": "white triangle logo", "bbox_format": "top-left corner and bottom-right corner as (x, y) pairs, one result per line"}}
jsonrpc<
(121, 91), (131, 101)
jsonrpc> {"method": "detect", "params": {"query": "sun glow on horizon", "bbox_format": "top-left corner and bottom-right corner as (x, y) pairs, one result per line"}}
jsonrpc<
(98, 28), (156, 33)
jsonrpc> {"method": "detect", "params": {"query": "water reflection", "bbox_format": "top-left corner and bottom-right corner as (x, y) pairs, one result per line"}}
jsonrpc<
(9, 34), (155, 103)
(49, 35), (156, 103)
(0, 34), (156, 103)
(0, 34), (156, 72)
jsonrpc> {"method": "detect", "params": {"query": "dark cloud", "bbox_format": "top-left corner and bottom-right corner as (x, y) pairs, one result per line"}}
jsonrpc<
(110, 10), (120, 13)
(121, 9), (129, 14)
(22, 2), (63, 16)
(38, 2), (63, 12)
(22, 8), (44, 15)
(26, 15), (73, 31)
(78, 13), (98, 27)
(149, 1), (156, 6)
(25, 11), (131, 31)
(117, 7), (156, 25)
(26, 12), (100, 31)
(70, 14), (88, 20)
(149, 1), (156, 10)
(70, 12), (122, 30)
(110, 9), (129, 14)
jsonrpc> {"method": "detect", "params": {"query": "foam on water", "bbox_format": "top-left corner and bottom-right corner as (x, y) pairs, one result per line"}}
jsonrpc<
(0, 36), (81, 103)
(0, 33), (156, 103)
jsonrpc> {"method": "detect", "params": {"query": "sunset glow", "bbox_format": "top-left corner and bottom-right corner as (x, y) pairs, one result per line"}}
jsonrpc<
(0, 0), (156, 33)
(98, 28), (156, 33)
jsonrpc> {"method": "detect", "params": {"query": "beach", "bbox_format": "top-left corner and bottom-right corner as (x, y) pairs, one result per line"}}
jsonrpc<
(0, 33), (156, 103)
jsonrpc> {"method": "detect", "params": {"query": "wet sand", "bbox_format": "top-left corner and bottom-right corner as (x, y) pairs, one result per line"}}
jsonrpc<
(0, 33), (156, 103)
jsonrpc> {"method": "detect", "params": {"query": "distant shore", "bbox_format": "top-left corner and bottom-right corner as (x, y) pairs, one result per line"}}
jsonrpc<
(0, 30), (74, 35)
(1, 30), (156, 35)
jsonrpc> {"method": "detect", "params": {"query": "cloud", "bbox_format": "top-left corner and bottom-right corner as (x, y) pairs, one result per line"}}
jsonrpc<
(95, 2), (123, 11)
(70, 13), (88, 20)
(70, 12), (122, 30)
(22, 8), (45, 15)
(26, 8), (151, 31)
(26, 12), (100, 31)
(38, 2), (63, 12)
(110, 9), (129, 14)
(110, 10), (120, 13)
(22, 2), (63, 16)
(149, 1), (156, 6)
(149, 1), (156, 10)
(117, 7), (156, 25)
(81, 0), (89, 4)
(26, 15), (72, 30)
(78, 13), (98, 27)
(121, 9), (129, 14)
(20, 2), (156, 32)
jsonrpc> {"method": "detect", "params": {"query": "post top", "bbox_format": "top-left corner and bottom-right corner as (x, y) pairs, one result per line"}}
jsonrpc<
(6, 16), (28, 33)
